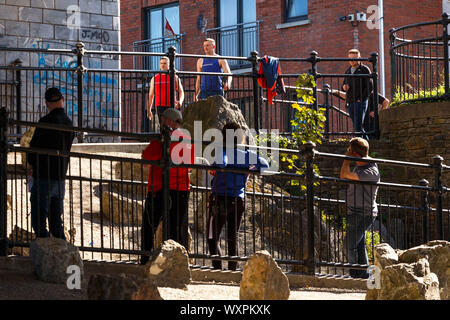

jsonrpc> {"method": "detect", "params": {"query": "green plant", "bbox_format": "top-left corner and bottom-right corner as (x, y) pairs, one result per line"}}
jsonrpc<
(366, 230), (381, 262)
(391, 84), (446, 106)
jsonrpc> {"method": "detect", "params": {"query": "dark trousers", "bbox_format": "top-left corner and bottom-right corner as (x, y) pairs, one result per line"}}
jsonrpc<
(207, 195), (245, 271)
(30, 179), (66, 240)
(141, 190), (189, 265)
(347, 100), (369, 140)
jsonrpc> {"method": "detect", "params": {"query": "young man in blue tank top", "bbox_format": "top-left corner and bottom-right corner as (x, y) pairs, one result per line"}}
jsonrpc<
(195, 38), (232, 101)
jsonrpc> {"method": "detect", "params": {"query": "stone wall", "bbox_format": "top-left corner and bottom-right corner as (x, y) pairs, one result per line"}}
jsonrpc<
(0, 0), (121, 132)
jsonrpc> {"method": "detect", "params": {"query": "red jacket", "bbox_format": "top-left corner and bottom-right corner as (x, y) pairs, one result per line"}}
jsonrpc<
(142, 129), (194, 192)
(257, 56), (285, 104)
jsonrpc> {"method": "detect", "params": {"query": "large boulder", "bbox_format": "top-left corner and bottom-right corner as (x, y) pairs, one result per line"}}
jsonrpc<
(30, 237), (84, 284)
(144, 239), (191, 289)
(398, 240), (450, 300)
(9, 225), (76, 256)
(239, 250), (290, 300)
(19, 127), (35, 166)
(101, 191), (143, 225)
(87, 273), (162, 300)
(376, 258), (440, 300)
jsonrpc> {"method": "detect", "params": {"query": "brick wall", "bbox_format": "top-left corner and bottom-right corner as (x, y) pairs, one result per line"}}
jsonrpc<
(120, 0), (443, 99)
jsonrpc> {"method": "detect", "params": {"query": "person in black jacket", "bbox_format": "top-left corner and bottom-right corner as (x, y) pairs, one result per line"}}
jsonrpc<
(27, 87), (74, 239)
(342, 49), (373, 140)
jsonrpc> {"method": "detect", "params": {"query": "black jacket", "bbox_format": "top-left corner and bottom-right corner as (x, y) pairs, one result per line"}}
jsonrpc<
(342, 63), (373, 104)
(27, 108), (74, 180)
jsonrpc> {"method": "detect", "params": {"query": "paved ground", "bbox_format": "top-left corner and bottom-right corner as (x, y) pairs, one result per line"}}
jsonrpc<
(0, 259), (366, 300)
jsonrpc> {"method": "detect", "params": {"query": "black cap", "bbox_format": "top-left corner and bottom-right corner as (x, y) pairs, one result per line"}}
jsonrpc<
(45, 87), (63, 102)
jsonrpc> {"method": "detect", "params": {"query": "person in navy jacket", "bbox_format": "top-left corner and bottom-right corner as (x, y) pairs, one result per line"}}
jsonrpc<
(207, 122), (269, 270)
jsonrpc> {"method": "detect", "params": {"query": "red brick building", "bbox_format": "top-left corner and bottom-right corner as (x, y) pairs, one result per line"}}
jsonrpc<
(120, 0), (442, 100)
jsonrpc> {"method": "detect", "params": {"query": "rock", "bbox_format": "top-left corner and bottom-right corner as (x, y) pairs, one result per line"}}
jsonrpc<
(114, 161), (149, 184)
(182, 95), (255, 149)
(153, 221), (193, 256)
(144, 239), (191, 289)
(30, 237), (84, 284)
(239, 250), (290, 300)
(373, 243), (399, 269)
(8, 225), (76, 256)
(19, 127), (35, 166)
(101, 191), (143, 225)
(374, 258), (440, 300)
(398, 240), (450, 300)
(87, 273), (162, 300)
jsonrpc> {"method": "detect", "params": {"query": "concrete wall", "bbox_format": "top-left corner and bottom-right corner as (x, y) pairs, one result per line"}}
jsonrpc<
(0, 0), (121, 133)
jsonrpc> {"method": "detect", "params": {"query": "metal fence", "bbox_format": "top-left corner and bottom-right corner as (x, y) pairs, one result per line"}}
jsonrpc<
(390, 13), (450, 105)
(1, 44), (380, 142)
(1, 110), (449, 276)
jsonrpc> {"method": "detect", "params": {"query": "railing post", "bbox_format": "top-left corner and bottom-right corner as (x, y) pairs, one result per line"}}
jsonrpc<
(168, 46), (176, 110)
(161, 125), (171, 243)
(301, 141), (316, 275)
(442, 13), (450, 97)
(370, 52), (379, 139)
(250, 51), (260, 132)
(75, 42), (86, 143)
(309, 51), (319, 112)
(432, 155), (444, 240)
(0, 107), (9, 256)
(323, 84), (330, 137)
(13, 59), (23, 139)
(389, 29), (396, 102)
(419, 179), (430, 243)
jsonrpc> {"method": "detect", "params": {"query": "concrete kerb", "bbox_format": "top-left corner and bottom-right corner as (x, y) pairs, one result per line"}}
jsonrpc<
(0, 256), (367, 292)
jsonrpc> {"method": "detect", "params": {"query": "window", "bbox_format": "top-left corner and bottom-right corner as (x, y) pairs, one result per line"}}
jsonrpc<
(213, 0), (257, 68)
(285, 0), (308, 22)
(142, 3), (181, 70)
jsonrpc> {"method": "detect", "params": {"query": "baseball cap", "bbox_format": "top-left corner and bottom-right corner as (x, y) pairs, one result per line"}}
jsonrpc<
(161, 108), (182, 124)
(45, 87), (63, 102)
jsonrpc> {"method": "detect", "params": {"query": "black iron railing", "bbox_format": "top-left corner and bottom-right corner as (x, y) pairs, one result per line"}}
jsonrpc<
(390, 13), (450, 105)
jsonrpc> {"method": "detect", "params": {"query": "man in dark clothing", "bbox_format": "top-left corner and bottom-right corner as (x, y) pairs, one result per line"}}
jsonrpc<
(27, 87), (74, 239)
(363, 93), (390, 134)
(342, 49), (373, 140)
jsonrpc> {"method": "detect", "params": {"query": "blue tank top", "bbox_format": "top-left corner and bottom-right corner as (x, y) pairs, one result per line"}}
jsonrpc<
(201, 58), (223, 92)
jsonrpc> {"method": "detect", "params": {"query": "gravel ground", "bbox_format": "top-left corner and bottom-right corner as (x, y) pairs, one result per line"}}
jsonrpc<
(0, 263), (366, 300)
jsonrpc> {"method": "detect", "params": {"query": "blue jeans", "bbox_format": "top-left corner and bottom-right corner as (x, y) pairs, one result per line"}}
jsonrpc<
(30, 179), (66, 240)
(199, 89), (224, 100)
(344, 213), (376, 278)
(347, 100), (369, 140)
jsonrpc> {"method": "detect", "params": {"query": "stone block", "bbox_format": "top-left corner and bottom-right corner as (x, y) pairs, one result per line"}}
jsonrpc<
(240, 250), (290, 300)
(88, 273), (163, 300)
(4, 20), (29, 37)
(30, 22), (54, 39)
(144, 240), (191, 289)
(90, 13), (113, 30)
(55, 0), (79, 11)
(112, 16), (119, 30)
(102, 0), (118, 16)
(6, 0), (30, 5)
(101, 190), (143, 225)
(55, 25), (79, 41)
(0, 5), (18, 20)
(79, 0), (101, 14)
(18, 7), (43, 23)
(0, 35), (18, 47)
(30, 237), (84, 284)
(31, 0), (54, 9)
(43, 9), (67, 25)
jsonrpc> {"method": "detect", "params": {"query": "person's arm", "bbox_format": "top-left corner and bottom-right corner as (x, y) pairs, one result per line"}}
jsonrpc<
(381, 98), (390, 111)
(342, 68), (349, 92)
(361, 65), (372, 101)
(147, 77), (155, 120)
(142, 141), (161, 167)
(176, 75), (184, 108)
(220, 59), (232, 90)
(194, 58), (203, 101)
(340, 149), (360, 180)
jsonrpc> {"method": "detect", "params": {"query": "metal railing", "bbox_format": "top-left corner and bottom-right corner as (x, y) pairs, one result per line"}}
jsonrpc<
(1, 108), (449, 276)
(390, 13), (450, 105)
(205, 21), (262, 69)
(0, 44), (380, 141)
